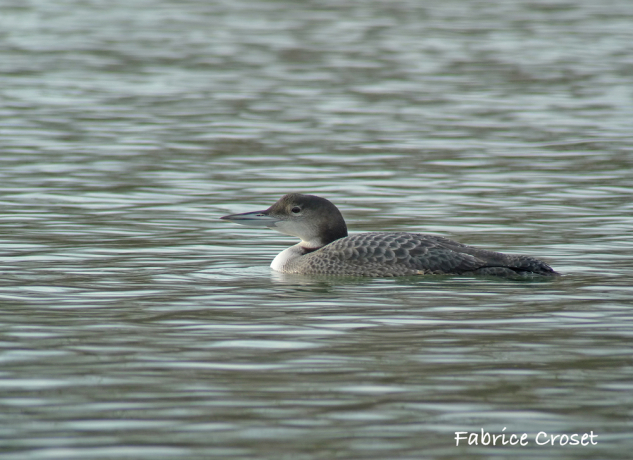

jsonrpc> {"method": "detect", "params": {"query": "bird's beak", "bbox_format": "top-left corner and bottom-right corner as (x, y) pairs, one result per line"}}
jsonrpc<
(220, 210), (280, 227)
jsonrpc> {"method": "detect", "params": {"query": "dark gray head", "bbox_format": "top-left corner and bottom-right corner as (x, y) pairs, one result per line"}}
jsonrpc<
(221, 193), (348, 247)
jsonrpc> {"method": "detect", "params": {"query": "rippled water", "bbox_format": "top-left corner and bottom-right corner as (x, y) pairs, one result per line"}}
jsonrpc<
(1, 0), (633, 459)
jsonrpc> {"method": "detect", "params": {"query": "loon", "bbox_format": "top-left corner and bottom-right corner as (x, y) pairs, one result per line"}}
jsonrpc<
(220, 193), (559, 278)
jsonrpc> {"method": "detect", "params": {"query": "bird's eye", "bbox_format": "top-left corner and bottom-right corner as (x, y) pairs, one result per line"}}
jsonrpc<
(291, 206), (301, 213)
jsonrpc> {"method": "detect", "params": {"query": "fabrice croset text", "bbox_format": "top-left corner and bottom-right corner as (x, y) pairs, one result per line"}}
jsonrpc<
(455, 428), (598, 447)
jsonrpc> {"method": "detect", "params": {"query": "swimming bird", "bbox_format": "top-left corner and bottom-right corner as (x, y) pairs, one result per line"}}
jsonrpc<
(220, 193), (559, 278)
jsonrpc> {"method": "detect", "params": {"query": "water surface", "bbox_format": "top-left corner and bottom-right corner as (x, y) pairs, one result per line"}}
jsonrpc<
(1, 0), (633, 459)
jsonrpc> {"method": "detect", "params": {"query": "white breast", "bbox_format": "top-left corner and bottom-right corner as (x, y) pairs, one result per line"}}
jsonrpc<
(270, 245), (303, 272)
